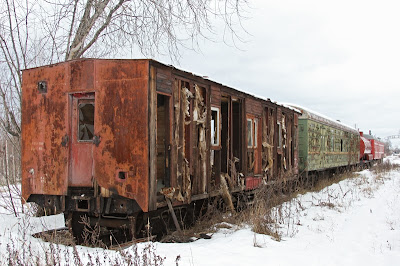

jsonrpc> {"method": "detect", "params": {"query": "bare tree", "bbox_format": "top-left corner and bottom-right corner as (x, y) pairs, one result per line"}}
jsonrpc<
(0, 0), (248, 138)
(57, 0), (248, 61)
(0, 0), (248, 213)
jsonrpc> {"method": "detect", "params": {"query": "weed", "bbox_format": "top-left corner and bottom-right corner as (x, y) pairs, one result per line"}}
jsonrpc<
(0, 211), (166, 266)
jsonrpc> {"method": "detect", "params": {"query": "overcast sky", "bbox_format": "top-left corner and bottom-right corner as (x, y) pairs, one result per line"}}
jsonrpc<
(155, 0), (400, 147)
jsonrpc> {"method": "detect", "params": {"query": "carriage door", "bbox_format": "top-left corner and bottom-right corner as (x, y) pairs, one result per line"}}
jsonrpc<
(156, 93), (171, 190)
(69, 93), (95, 187)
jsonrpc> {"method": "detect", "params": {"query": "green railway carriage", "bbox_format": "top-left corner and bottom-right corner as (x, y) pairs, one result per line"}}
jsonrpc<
(288, 105), (359, 172)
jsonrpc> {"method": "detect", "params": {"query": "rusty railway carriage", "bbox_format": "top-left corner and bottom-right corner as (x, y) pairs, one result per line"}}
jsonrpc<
(22, 59), (299, 238)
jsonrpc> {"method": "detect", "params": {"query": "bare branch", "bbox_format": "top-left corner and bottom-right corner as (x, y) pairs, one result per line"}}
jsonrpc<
(65, 0), (79, 61)
(74, 0), (125, 59)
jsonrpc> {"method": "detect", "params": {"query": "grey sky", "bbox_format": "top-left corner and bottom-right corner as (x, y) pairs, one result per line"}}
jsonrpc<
(154, 0), (399, 146)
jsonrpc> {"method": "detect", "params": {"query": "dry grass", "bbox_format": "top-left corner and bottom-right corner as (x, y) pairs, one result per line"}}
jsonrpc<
(373, 160), (400, 174)
(1, 213), (167, 266)
(5, 160), (396, 265)
(185, 163), (391, 242)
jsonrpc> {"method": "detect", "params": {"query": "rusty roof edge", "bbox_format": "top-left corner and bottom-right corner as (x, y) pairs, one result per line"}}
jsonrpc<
(23, 58), (298, 112)
(22, 58), (153, 72)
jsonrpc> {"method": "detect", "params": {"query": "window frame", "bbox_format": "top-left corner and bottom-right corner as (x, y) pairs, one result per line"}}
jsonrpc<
(247, 118), (254, 148)
(247, 117), (259, 149)
(211, 106), (220, 147)
(77, 100), (95, 142)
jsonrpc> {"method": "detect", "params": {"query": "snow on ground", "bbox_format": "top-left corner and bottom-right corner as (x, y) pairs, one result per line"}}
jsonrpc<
(156, 155), (400, 265)
(1, 156), (400, 265)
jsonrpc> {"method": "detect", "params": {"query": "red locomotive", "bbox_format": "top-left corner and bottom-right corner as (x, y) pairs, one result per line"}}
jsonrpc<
(359, 131), (385, 163)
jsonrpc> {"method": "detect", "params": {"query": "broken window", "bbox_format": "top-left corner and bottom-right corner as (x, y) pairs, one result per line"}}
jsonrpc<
(211, 107), (220, 146)
(247, 118), (258, 148)
(247, 119), (253, 148)
(247, 116), (260, 174)
(78, 103), (95, 141)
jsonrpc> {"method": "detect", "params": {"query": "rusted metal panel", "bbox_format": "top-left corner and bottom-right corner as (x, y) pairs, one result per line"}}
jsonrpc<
(92, 60), (150, 212)
(23, 59), (151, 211)
(22, 63), (70, 202)
(149, 65), (157, 211)
(69, 60), (95, 92)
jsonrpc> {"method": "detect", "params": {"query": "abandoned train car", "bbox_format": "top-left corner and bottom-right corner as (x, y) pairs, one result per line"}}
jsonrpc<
(21, 59), (299, 237)
(286, 104), (360, 175)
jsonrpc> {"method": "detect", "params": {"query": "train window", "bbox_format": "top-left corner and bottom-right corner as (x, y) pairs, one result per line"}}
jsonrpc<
(211, 107), (220, 146)
(78, 103), (95, 141)
(247, 117), (259, 148)
(247, 119), (253, 147)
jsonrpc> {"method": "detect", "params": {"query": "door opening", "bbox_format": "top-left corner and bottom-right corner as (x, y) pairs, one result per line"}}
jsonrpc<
(221, 99), (229, 173)
(232, 100), (242, 172)
(156, 94), (170, 191)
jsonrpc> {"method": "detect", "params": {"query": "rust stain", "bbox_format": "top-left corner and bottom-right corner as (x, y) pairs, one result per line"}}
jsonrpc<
(22, 59), (150, 211)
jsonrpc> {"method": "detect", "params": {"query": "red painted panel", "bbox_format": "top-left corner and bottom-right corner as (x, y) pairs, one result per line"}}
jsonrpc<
(245, 176), (262, 190)
(360, 136), (372, 160)
(69, 95), (95, 187)
(370, 139), (385, 160)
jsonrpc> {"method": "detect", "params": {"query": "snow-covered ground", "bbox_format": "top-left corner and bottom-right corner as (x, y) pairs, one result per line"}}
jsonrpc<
(1, 156), (400, 265)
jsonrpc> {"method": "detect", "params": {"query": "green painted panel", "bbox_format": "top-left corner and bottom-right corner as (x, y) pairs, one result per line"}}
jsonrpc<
(297, 118), (359, 172)
(298, 119), (308, 172)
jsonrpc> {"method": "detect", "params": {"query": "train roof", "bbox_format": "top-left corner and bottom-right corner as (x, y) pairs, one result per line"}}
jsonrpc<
(363, 134), (374, 139)
(149, 59), (301, 114)
(284, 103), (359, 134)
(363, 134), (384, 143)
(23, 58), (300, 115)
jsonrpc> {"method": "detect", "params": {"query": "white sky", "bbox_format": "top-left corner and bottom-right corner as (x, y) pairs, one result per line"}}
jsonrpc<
(155, 0), (400, 145)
